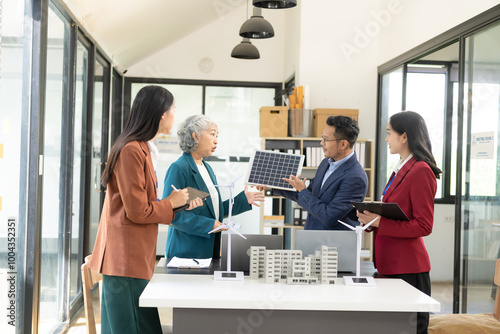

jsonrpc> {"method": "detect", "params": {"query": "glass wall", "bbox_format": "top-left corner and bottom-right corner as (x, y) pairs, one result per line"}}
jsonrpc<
(0, 0), (25, 332)
(460, 21), (500, 313)
(130, 83), (203, 138)
(38, 5), (70, 333)
(377, 11), (500, 314)
(376, 67), (403, 198)
(88, 59), (103, 255)
(405, 69), (446, 197)
(69, 39), (89, 303)
(0, 0), (115, 331)
(379, 46), (461, 202)
(87, 55), (110, 256)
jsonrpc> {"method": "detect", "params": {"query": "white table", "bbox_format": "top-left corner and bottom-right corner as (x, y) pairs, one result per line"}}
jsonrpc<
(140, 273), (440, 334)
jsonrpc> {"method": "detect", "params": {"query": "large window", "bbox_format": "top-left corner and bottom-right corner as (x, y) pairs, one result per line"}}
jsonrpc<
(130, 83), (203, 138)
(406, 70), (446, 194)
(0, 0), (115, 331)
(376, 66), (403, 198)
(0, 0), (25, 331)
(39, 4), (71, 333)
(70, 38), (89, 304)
(377, 44), (459, 202)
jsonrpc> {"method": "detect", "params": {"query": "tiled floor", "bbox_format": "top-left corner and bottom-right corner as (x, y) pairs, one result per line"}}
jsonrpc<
(432, 281), (497, 314)
(64, 279), (497, 333)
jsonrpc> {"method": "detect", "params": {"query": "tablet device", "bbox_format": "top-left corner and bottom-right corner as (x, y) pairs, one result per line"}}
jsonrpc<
(352, 201), (409, 221)
(172, 187), (210, 214)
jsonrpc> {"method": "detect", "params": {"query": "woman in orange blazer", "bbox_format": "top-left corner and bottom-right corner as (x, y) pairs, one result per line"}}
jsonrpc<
(89, 85), (202, 334)
(357, 111), (441, 334)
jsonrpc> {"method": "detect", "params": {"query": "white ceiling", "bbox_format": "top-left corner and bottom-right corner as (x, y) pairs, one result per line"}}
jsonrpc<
(62, 0), (246, 68)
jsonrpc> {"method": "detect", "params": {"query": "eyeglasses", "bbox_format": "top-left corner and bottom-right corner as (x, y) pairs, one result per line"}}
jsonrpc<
(321, 133), (345, 143)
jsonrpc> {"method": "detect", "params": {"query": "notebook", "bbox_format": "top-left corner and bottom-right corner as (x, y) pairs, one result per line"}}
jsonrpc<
(172, 187), (210, 214)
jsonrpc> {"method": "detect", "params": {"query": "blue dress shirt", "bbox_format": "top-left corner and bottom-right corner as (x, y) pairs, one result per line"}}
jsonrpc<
(321, 151), (355, 188)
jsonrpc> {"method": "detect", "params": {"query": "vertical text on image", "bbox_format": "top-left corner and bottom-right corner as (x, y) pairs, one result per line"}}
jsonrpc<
(6, 217), (17, 327)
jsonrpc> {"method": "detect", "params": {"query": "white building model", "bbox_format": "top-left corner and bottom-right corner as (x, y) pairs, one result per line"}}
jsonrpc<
(250, 246), (338, 284)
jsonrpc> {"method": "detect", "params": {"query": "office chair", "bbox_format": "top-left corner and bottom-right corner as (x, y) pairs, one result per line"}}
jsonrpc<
(428, 259), (500, 333)
(81, 254), (102, 334)
(81, 255), (172, 334)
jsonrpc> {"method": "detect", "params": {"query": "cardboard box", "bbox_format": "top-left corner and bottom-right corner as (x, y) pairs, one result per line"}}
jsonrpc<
(312, 108), (359, 138)
(260, 106), (288, 137)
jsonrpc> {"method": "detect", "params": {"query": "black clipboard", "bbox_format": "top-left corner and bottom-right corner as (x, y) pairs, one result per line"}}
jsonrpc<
(352, 201), (409, 221)
(172, 187), (210, 214)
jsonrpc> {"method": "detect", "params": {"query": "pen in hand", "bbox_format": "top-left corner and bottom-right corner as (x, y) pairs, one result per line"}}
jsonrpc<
(171, 184), (179, 192)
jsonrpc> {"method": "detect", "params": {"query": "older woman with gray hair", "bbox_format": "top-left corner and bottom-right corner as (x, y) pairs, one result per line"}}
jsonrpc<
(162, 114), (264, 259)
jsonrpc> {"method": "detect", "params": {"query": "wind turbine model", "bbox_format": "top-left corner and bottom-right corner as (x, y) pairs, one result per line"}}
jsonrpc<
(209, 175), (246, 281)
(337, 218), (378, 286)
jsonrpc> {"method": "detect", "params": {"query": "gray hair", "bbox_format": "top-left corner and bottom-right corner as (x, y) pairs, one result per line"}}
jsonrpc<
(177, 114), (215, 153)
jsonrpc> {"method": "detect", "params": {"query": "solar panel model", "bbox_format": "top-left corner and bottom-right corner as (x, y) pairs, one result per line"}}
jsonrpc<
(246, 150), (305, 191)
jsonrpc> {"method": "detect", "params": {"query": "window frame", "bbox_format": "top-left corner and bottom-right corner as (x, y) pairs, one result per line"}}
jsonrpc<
(406, 60), (456, 204)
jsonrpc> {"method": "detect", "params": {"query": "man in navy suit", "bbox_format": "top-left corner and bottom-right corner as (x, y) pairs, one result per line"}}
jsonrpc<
(273, 116), (368, 230)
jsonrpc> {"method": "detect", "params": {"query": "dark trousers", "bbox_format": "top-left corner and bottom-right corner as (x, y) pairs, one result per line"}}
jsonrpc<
(383, 272), (431, 334)
(101, 275), (162, 334)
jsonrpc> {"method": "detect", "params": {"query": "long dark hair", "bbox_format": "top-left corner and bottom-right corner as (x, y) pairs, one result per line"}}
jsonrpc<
(389, 111), (442, 179)
(101, 85), (174, 187)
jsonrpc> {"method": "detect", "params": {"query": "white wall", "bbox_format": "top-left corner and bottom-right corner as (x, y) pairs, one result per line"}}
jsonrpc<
(378, 0), (500, 65)
(295, 0), (382, 140)
(126, 5), (286, 82)
(283, 0), (302, 82)
(126, 1), (500, 140)
(424, 204), (455, 281)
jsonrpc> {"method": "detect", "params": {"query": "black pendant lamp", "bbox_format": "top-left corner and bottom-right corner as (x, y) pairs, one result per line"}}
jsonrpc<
(252, 0), (297, 9)
(231, 38), (260, 59)
(239, 7), (274, 39)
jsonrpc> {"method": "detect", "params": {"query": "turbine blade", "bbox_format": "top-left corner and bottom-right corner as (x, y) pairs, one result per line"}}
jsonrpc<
(232, 174), (244, 184)
(229, 227), (247, 239)
(337, 220), (356, 231)
(209, 225), (225, 234)
(362, 217), (378, 230)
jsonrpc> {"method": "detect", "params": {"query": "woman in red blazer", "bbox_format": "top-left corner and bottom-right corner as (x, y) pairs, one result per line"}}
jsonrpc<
(89, 85), (202, 334)
(357, 111), (441, 334)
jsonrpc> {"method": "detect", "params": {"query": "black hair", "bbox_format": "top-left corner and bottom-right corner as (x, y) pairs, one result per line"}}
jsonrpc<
(389, 111), (442, 179)
(326, 115), (359, 148)
(101, 85), (174, 187)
